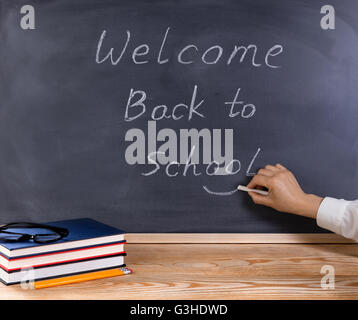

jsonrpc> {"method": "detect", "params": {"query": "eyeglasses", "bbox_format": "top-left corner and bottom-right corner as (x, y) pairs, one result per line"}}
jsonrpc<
(0, 222), (69, 244)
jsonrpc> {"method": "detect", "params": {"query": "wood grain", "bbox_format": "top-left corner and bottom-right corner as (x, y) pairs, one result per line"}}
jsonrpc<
(127, 233), (354, 243)
(1, 243), (358, 300)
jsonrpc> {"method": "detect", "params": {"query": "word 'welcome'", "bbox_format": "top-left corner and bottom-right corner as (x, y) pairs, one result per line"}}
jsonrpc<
(96, 27), (283, 68)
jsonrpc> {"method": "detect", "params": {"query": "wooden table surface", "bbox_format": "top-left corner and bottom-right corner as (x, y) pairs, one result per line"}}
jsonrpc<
(2, 243), (358, 300)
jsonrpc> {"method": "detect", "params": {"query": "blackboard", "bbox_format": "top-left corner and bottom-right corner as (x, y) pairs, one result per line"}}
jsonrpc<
(1, 0), (357, 232)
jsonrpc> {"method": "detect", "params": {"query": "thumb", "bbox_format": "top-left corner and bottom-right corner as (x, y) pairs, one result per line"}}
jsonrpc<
(248, 192), (272, 207)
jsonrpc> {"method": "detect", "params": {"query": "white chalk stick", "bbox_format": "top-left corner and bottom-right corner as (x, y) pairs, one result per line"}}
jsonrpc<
(237, 185), (269, 196)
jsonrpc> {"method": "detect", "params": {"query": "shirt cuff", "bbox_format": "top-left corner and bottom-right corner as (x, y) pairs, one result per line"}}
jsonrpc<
(316, 197), (349, 234)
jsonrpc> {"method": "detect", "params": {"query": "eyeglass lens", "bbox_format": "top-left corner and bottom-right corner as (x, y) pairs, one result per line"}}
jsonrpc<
(34, 233), (62, 243)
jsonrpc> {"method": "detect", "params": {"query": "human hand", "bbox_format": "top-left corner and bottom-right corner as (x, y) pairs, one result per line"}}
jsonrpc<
(247, 164), (323, 219)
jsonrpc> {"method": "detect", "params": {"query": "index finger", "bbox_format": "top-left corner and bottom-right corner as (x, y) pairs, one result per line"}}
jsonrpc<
(247, 174), (270, 189)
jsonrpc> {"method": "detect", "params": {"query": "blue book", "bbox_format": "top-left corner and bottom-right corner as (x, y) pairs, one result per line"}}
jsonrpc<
(0, 218), (125, 259)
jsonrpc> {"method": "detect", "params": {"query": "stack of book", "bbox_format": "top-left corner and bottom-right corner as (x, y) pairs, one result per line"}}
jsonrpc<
(0, 218), (129, 286)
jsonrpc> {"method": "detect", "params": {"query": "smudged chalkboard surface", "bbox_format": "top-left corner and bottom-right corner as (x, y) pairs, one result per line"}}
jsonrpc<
(0, 0), (357, 232)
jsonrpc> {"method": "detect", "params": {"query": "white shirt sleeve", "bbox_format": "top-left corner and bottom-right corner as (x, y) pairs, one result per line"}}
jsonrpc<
(317, 197), (358, 242)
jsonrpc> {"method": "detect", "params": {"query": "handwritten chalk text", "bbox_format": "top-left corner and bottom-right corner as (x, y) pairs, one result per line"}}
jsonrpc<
(96, 28), (283, 68)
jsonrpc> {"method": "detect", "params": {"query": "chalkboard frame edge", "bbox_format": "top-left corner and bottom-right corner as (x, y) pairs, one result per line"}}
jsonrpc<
(126, 233), (354, 244)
